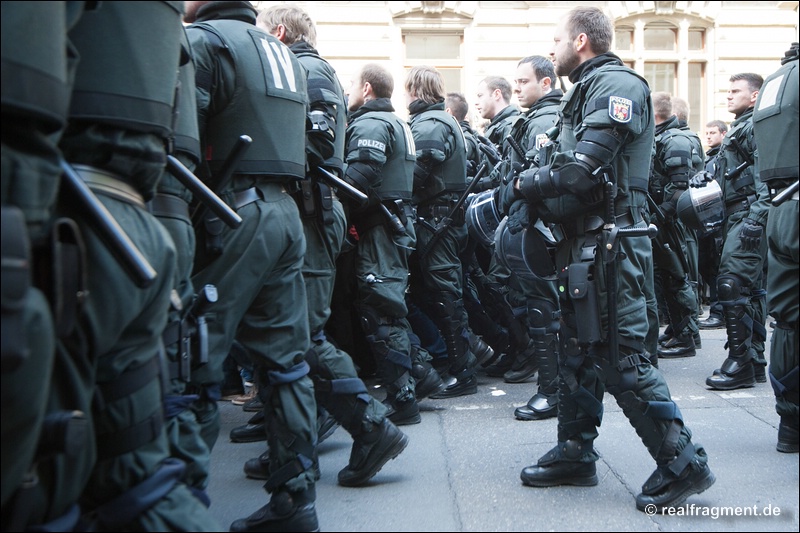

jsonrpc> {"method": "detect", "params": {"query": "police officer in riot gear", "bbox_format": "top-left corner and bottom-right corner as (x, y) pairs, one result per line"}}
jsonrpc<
(753, 43), (799, 453)
(255, 4), (410, 486)
(1, 3), (95, 529)
(649, 92), (704, 358)
(342, 63), (443, 426)
(494, 55), (562, 416)
(698, 73), (770, 391)
(59, 1), (221, 529)
(407, 65), (484, 399)
(512, 7), (714, 512)
(184, 2), (319, 530)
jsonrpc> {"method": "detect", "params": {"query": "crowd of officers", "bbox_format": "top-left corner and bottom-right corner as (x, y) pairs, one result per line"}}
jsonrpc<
(1, 1), (797, 531)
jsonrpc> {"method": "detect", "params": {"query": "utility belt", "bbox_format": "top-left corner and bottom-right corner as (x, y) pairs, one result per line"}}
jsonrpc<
(417, 200), (465, 225)
(73, 164), (145, 208)
(202, 185), (266, 257)
(148, 192), (191, 224)
(290, 179), (335, 226)
(725, 193), (757, 216)
(769, 182), (799, 202)
(554, 211), (638, 241)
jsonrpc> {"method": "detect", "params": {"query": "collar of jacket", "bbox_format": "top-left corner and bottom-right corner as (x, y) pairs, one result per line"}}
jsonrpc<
(568, 52), (624, 84)
(196, 1), (257, 24)
(349, 98), (395, 120)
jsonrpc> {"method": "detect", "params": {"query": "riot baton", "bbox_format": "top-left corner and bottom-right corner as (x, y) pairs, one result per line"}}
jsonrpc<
(723, 138), (754, 181)
(418, 161), (491, 260)
(315, 166), (369, 206)
(599, 180), (658, 367)
(191, 135), (252, 227)
(771, 180), (799, 207)
(505, 134), (527, 162)
(167, 155), (242, 229)
(60, 160), (157, 288)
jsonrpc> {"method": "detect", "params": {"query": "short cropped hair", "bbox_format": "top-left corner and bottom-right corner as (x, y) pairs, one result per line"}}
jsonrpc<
(706, 120), (728, 133)
(729, 72), (764, 93)
(518, 55), (556, 84)
(564, 7), (613, 55)
(481, 76), (512, 103)
(651, 91), (672, 120)
(359, 63), (394, 99)
(446, 92), (469, 122)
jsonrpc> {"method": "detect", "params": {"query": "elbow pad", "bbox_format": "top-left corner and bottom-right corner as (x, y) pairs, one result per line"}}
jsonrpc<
(306, 109), (336, 165)
(413, 159), (433, 188)
(344, 160), (378, 195)
(519, 128), (626, 200)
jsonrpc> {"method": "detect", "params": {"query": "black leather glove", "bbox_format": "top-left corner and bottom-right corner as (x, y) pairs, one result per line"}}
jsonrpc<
(659, 200), (677, 221)
(505, 199), (530, 235)
(689, 171), (713, 188)
(738, 218), (763, 252)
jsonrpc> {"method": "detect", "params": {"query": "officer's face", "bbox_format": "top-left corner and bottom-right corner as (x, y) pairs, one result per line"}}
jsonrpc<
(705, 127), (725, 149)
(726, 80), (758, 117)
(514, 63), (548, 109)
(347, 78), (365, 112)
(475, 81), (497, 120)
(552, 19), (580, 77)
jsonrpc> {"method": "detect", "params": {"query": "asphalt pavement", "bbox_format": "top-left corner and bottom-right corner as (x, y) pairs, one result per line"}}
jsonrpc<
(207, 318), (799, 532)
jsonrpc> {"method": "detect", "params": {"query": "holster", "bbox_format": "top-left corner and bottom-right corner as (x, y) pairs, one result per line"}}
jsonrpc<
(568, 261), (601, 345)
(202, 216), (225, 257)
(295, 179), (334, 226)
(43, 218), (87, 338)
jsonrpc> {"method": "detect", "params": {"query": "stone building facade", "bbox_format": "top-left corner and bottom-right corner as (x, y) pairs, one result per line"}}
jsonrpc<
(253, 1), (799, 141)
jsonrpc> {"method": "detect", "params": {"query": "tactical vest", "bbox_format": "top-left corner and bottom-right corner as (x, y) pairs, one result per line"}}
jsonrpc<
(349, 111), (415, 200)
(0, 2), (76, 130)
(559, 64), (653, 195)
(754, 57), (799, 184)
(413, 110), (467, 199)
(295, 51), (347, 172)
(68, 1), (184, 141)
(654, 127), (704, 187)
(190, 20), (307, 180)
(716, 111), (756, 199)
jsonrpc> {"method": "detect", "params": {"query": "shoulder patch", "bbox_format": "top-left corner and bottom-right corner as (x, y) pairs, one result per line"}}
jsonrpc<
(609, 96), (633, 123)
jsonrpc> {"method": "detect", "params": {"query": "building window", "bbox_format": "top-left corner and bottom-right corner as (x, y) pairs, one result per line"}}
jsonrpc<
(616, 17), (708, 133)
(615, 26), (633, 51)
(644, 24), (677, 51)
(404, 32), (463, 92)
(688, 28), (705, 51)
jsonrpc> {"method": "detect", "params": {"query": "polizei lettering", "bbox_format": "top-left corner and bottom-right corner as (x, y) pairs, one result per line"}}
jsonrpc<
(357, 139), (386, 151)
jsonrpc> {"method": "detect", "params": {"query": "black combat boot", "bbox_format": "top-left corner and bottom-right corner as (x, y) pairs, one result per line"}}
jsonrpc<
(411, 359), (445, 399)
(337, 419), (409, 486)
(706, 304), (756, 390)
(635, 462), (716, 513)
(383, 384), (420, 426)
(468, 331), (495, 366)
(230, 488), (319, 532)
(658, 332), (696, 358)
(520, 440), (598, 487)
(777, 416), (799, 453)
(230, 411), (267, 443)
(428, 295), (478, 398)
(515, 334), (558, 420)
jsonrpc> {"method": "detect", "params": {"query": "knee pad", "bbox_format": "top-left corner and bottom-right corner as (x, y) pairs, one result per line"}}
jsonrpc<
(357, 304), (391, 341)
(266, 360), (310, 386)
(717, 274), (747, 306)
(527, 296), (561, 336)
